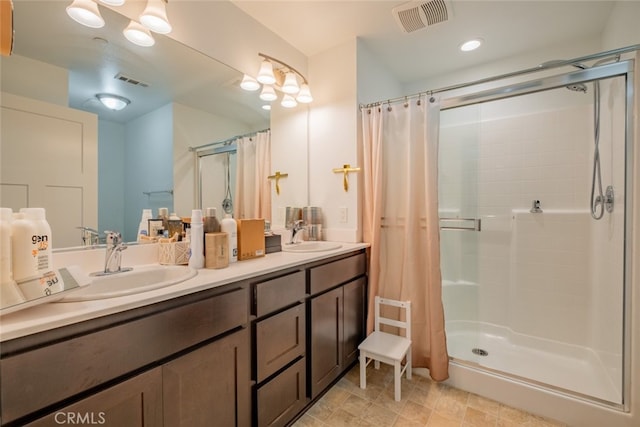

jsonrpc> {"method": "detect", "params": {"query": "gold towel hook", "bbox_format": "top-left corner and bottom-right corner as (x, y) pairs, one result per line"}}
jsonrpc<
(332, 164), (361, 192)
(267, 171), (289, 195)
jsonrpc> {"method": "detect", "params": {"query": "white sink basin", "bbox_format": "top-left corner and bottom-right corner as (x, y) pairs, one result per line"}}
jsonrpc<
(282, 241), (342, 253)
(60, 265), (197, 301)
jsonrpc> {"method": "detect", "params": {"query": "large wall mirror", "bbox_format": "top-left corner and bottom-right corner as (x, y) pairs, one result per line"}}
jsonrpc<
(1, 0), (271, 248)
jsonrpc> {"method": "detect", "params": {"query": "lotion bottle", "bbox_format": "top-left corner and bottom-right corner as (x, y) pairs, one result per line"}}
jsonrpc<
(188, 209), (205, 269)
(19, 208), (53, 276)
(137, 209), (153, 242)
(0, 208), (25, 308)
(220, 214), (237, 263)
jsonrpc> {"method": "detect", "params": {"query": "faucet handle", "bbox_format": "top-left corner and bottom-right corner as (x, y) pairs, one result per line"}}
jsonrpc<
(104, 230), (122, 245)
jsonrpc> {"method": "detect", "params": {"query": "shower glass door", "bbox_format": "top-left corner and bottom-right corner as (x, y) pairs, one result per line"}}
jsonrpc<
(439, 71), (629, 406)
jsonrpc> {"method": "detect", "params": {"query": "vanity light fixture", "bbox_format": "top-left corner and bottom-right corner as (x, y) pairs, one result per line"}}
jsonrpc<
(140, 0), (172, 34)
(259, 85), (277, 102)
(242, 53), (313, 107)
(281, 94), (297, 108)
(123, 20), (155, 47)
(96, 93), (131, 111)
(240, 74), (260, 91)
(460, 38), (483, 52)
(98, 0), (125, 6)
(66, 0), (105, 28)
(262, 105), (272, 111)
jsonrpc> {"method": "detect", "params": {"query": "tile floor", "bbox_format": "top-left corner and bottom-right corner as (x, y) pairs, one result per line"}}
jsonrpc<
(293, 363), (566, 427)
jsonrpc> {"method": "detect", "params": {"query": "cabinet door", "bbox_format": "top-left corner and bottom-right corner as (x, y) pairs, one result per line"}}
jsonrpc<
(163, 328), (251, 427)
(256, 358), (307, 427)
(343, 277), (366, 367)
(309, 286), (343, 398)
(26, 368), (163, 427)
(256, 303), (305, 382)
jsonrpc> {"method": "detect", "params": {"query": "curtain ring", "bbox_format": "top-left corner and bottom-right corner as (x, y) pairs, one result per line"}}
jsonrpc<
(387, 101), (392, 112)
(404, 96), (409, 108)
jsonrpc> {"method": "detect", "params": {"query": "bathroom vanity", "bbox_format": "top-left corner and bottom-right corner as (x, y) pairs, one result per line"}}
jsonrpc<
(0, 244), (368, 427)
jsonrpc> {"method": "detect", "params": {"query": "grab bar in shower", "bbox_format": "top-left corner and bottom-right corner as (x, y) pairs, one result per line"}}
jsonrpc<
(439, 217), (481, 231)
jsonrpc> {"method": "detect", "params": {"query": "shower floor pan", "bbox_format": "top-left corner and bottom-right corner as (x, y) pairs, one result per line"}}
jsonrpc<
(446, 321), (622, 404)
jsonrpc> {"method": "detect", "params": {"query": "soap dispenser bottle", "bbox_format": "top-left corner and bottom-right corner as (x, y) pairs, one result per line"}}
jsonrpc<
(137, 209), (153, 242)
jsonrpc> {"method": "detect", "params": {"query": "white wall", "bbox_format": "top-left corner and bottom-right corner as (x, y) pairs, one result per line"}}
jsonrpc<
(0, 54), (68, 106)
(308, 39), (360, 242)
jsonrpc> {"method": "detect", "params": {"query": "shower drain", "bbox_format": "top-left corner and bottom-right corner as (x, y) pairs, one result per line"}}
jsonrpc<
(471, 348), (489, 357)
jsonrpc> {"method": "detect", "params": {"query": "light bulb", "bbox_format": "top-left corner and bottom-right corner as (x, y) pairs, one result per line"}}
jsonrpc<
(96, 94), (130, 111)
(240, 74), (260, 91)
(257, 60), (276, 85)
(123, 20), (155, 47)
(99, 0), (125, 6)
(281, 72), (299, 94)
(66, 0), (105, 28)
(281, 94), (297, 108)
(140, 0), (172, 34)
(259, 85), (277, 102)
(296, 84), (313, 103)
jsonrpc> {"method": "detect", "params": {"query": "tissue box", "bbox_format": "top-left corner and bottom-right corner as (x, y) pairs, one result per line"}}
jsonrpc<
(159, 241), (190, 265)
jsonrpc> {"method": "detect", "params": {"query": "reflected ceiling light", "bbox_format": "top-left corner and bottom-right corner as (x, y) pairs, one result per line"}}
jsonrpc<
(123, 20), (155, 47)
(140, 0), (172, 34)
(296, 83), (313, 104)
(262, 104), (272, 111)
(256, 59), (276, 85)
(246, 53), (312, 108)
(98, 0), (125, 6)
(281, 94), (297, 108)
(281, 72), (300, 94)
(66, 0), (105, 28)
(240, 74), (260, 91)
(460, 38), (483, 52)
(259, 85), (277, 102)
(96, 93), (130, 111)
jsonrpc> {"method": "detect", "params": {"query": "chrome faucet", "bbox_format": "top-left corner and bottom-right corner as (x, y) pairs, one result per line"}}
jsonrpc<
(95, 231), (133, 276)
(77, 226), (101, 246)
(289, 220), (306, 244)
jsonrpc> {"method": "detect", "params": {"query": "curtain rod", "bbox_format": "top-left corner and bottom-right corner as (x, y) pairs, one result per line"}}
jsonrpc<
(359, 44), (640, 109)
(189, 128), (270, 152)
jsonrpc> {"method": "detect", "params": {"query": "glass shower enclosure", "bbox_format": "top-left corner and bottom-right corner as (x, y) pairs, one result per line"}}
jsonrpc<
(438, 60), (633, 407)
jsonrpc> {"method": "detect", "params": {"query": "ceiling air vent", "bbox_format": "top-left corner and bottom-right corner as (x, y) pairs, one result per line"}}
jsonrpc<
(114, 72), (150, 88)
(392, 0), (453, 33)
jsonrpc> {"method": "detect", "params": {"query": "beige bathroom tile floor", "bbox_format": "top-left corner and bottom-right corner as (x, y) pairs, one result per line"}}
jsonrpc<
(293, 363), (566, 427)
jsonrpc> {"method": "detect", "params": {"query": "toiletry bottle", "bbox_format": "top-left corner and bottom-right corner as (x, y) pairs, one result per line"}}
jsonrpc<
(220, 214), (237, 263)
(19, 208), (53, 276)
(137, 209), (153, 242)
(188, 209), (205, 269)
(158, 207), (169, 233)
(0, 208), (25, 308)
(167, 213), (182, 240)
(10, 212), (38, 283)
(204, 207), (220, 233)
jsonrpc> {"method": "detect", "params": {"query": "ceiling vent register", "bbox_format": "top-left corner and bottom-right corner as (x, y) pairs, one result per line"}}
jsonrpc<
(392, 0), (453, 33)
(115, 72), (150, 88)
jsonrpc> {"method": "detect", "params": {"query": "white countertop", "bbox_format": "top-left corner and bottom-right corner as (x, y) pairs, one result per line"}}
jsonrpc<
(0, 242), (369, 342)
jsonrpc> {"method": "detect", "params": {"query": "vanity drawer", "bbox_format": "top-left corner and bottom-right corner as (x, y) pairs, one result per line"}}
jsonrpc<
(0, 285), (248, 424)
(255, 303), (305, 382)
(309, 252), (366, 295)
(256, 357), (307, 427)
(253, 270), (305, 317)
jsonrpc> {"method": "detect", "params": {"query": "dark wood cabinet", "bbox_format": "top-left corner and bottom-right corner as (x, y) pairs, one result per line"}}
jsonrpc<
(256, 358), (306, 427)
(25, 368), (163, 427)
(163, 328), (250, 427)
(308, 252), (367, 399)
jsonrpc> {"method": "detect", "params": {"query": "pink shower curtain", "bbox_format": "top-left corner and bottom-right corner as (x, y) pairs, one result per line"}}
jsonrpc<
(361, 97), (449, 381)
(234, 130), (271, 220)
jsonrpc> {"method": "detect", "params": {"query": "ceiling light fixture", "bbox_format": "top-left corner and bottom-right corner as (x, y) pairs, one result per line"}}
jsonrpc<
(66, 0), (105, 28)
(96, 93), (130, 111)
(123, 20), (155, 47)
(139, 0), (172, 34)
(242, 53), (313, 107)
(460, 38), (483, 52)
